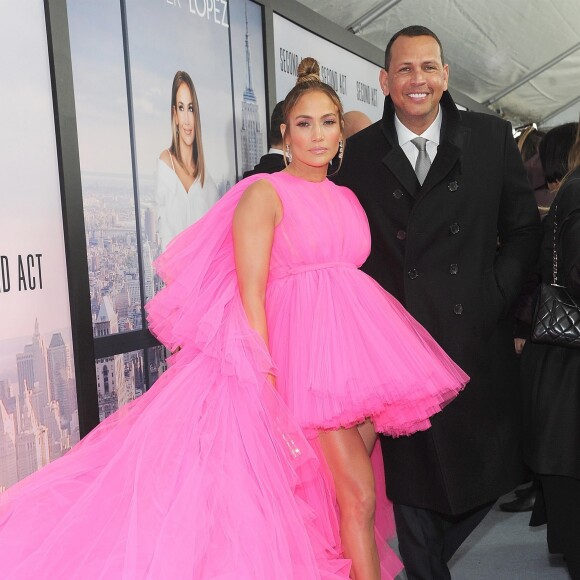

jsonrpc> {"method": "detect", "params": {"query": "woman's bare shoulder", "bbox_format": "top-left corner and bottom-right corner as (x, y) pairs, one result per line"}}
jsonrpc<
(235, 178), (282, 223)
(241, 178), (280, 202)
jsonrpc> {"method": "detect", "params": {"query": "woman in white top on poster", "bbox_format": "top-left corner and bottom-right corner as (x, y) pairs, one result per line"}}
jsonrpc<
(156, 70), (219, 250)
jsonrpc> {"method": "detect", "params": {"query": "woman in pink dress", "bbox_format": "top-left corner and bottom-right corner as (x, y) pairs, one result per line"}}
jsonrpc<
(0, 59), (467, 579)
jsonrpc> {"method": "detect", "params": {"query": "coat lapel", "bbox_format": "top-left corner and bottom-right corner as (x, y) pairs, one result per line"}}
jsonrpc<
(419, 131), (467, 197)
(418, 93), (471, 199)
(381, 91), (471, 201)
(382, 146), (421, 198)
(380, 101), (421, 198)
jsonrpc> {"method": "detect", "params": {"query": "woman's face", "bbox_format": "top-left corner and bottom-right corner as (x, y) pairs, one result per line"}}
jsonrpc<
(173, 82), (195, 147)
(282, 90), (341, 170)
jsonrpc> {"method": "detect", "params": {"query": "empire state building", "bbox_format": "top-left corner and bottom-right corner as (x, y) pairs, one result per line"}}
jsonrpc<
(240, 2), (264, 175)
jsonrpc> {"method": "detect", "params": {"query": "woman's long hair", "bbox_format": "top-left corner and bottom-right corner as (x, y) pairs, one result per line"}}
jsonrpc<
(169, 71), (206, 187)
(517, 126), (544, 163)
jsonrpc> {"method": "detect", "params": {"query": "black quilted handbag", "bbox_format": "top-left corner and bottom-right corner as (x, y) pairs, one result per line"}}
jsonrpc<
(531, 204), (580, 348)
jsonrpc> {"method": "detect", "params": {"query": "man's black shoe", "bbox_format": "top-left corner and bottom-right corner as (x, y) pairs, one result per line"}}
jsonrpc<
(514, 484), (534, 498)
(499, 490), (537, 512)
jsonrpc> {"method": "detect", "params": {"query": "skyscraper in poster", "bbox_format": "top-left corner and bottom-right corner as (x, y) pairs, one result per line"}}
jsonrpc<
(0, 399), (18, 490)
(240, 1), (264, 175)
(0, 320), (78, 489)
(47, 332), (74, 426)
(16, 319), (51, 423)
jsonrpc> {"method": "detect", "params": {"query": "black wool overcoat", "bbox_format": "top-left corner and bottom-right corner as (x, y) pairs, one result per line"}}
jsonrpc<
(242, 152), (285, 178)
(335, 91), (542, 515)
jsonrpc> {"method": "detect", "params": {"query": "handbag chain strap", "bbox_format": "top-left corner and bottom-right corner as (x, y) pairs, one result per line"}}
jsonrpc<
(552, 203), (559, 285)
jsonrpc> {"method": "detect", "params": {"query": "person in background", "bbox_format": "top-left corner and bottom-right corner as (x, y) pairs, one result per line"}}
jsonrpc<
(521, 120), (580, 580)
(514, 125), (548, 346)
(343, 110), (372, 139)
(335, 24), (542, 579)
(156, 70), (219, 250)
(502, 124), (577, 513)
(242, 101), (285, 177)
(538, 122), (578, 215)
(518, 125), (544, 162)
(501, 125), (545, 514)
(519, 126), (549, 215)
(514, 123), (579, 345)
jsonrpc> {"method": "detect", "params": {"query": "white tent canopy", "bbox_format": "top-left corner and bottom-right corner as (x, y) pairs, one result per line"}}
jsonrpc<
(296, 0), (580, 128)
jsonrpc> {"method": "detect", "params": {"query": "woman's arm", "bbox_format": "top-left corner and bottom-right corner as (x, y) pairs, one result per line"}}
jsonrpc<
(233, 179), (283, 352)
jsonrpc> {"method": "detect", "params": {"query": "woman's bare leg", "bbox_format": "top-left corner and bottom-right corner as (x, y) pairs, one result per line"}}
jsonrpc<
(318, 426), (380, 580)
(357, 419), (378, 455)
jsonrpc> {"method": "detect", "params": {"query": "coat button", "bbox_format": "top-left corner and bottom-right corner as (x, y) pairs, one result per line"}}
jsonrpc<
(448, 181), (459, 192)
(449, 223), (460, 235)
(450, 263), (459, 275)
(392, 189), (404, 199)
(408, 269), (418, 280)
(454, 303), (464, 315)
(396, 230), (407, 240)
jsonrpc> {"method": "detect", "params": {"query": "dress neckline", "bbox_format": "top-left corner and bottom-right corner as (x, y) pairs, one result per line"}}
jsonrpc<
(278, 171), (329, 186)
(159, 157), (197, 194)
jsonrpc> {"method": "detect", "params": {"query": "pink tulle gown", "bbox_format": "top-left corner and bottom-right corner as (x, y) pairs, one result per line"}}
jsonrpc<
(0, 172), (468, 579)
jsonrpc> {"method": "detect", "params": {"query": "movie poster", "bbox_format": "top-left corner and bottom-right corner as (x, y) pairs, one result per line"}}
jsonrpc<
(67, 0), (266, 422)
(124, 0), (236, 261)
(0, 3), (80, 490)
(273, 13), (383, 121)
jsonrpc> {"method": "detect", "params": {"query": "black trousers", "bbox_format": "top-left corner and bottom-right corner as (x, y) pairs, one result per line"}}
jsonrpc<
(540, 475), (580, 580)
(393, 501), (495, 580)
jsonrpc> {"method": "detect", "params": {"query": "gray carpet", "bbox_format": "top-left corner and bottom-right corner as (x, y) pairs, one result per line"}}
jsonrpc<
(393, 493), (570, 579)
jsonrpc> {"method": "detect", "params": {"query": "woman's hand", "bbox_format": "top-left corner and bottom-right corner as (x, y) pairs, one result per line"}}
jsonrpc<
(514, 338), (526, 355)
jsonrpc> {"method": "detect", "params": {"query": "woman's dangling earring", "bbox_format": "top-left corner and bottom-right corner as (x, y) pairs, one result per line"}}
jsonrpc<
(285, 144), (292, 163)
(338, 139), (344, 159)
(176, 125), (179, 136)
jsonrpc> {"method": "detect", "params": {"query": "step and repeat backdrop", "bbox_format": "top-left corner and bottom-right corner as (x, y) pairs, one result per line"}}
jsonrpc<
(274, 13), (382, 121)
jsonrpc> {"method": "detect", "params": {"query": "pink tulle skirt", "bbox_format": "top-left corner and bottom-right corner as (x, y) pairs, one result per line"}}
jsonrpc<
(0, 295), (403, 578)
(267, 264), (468, 438)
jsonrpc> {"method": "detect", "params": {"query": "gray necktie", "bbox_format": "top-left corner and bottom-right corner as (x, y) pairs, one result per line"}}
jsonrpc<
(411, 137), (431, 185)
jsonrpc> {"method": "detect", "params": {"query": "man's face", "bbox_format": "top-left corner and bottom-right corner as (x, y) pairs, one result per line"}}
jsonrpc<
(379, 35), (449, 135)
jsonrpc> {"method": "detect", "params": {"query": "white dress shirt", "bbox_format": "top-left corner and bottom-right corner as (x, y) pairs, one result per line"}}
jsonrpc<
(394, 107), (443, 168)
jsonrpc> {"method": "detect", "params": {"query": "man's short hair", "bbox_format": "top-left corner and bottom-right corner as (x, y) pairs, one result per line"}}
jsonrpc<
(269, 101), (285, 146)
(384, 25), (445, 71)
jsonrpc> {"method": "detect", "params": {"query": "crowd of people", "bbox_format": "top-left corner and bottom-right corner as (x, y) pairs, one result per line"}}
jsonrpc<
(1, 22), (579, 580)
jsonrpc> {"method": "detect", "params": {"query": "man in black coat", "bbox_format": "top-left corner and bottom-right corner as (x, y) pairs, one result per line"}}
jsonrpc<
(243, 101), (285, 178)
(335, 25), (542, 579)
